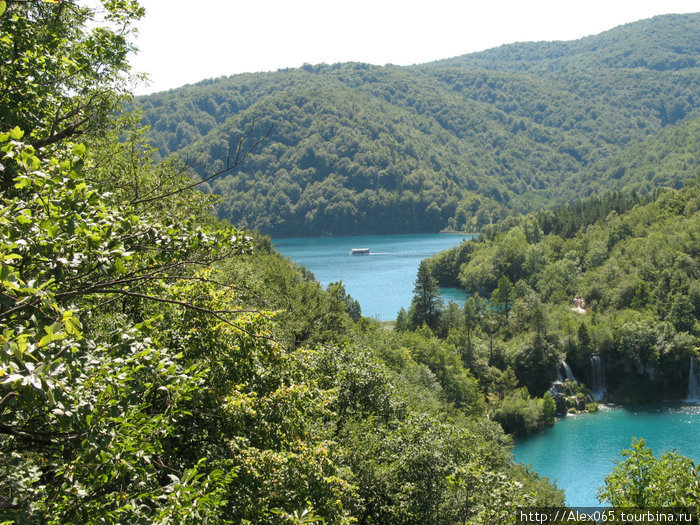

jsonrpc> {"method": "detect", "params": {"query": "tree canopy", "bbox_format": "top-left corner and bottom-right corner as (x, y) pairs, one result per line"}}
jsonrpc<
(419, 177), (699, 408)
(599, 439), (700, 507)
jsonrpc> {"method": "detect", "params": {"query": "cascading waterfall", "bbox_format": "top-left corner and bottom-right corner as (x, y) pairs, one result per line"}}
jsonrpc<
(590, 354), (606, 402)
(686, 356), (699, 403)
(561, 361), (576, 382)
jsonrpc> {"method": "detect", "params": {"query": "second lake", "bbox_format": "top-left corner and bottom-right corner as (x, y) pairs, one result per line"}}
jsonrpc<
(272, 233), (471, 320)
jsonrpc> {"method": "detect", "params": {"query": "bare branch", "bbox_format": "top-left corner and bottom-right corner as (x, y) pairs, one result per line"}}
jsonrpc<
(95, 289), (280, 341)
(0, 423), (55, 446)
(30, 116), (90, 149)
(130, 123), (273, 206)
(0, 392), (18, 414)
(92, 289), (258, 317)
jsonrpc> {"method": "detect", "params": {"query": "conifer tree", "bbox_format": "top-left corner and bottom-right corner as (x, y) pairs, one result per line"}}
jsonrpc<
(492, 275), (515, 321)
(408, 261), (444, 331)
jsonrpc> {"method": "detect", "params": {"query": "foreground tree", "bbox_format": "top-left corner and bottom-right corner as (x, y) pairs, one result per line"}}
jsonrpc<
(0, 123), (363, 525)
(598, 439), (700, 507)
(0, 0), (142, 155)
(0, 133), (241, 521)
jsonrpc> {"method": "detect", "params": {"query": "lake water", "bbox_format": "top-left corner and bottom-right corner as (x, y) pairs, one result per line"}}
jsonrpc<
(513, 403), (700, 506)
(272, 233), (471, 320)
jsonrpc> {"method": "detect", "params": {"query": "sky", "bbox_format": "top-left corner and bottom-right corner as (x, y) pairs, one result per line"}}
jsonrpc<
(128, 0), (699, 95)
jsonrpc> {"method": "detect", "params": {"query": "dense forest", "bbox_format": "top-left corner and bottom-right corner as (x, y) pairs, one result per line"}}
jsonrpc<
(410, 180), (699, 414)
(1, 2), (698, 523)
(136, 13), (700, 237)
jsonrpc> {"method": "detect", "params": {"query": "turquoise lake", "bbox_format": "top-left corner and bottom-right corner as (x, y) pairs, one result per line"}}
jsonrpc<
(273, 234), (700, 506)
(513, 403), (700, 506)
(273, 233), (471, 320)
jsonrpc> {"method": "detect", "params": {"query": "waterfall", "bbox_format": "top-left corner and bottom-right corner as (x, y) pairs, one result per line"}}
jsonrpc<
(555, 362), (564, 382)
(561, 361), (576, 382)
(687, 356), (700, 403)
(590, 354), (606, 402)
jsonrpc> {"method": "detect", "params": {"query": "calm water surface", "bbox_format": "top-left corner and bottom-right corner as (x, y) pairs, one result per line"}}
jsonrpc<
(273, 234), (471, 320)
(513, 403), (700, 506)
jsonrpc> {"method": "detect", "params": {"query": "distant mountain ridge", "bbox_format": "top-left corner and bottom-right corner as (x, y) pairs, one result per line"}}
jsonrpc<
(427, 13), (700, 72)
(137, 13), (700, 237)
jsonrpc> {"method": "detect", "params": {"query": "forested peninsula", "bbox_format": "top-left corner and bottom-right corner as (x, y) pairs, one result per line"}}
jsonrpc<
(414, 182), (699, 407)
(1, 2), (698, 523)
(137, 13), (699, 237)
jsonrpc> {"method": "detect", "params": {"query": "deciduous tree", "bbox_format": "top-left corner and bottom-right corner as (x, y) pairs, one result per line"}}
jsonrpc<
(598, 439), (700, 507)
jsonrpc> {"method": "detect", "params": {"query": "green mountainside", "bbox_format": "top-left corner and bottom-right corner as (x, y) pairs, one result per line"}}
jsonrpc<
(137, 13), (700, 236)
(428, 13), (699, 72)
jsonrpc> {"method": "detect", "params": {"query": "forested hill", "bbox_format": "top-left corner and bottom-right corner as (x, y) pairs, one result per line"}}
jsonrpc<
(419, 176), (700, 405)
(137, 13), (700, 237)
(427, 13), (699, 72)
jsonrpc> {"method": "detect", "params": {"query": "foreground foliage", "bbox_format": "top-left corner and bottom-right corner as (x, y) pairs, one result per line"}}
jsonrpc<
(5, 1), (695, 520)
(599, 439), (700, 507)
(0, 133), (565, 523)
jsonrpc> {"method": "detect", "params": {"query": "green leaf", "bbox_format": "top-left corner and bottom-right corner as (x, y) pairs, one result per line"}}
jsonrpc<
(3, 373), (24, 385)
(9, 126), (24, 140)
(15, 213), (32, 225)
(0, 2), (6, 18)
(14, 176), (32, 190)
(72, 143), (87, 157)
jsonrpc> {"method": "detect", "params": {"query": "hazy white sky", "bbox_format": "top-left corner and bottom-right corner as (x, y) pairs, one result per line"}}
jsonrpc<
(128, 0), (699, 95)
